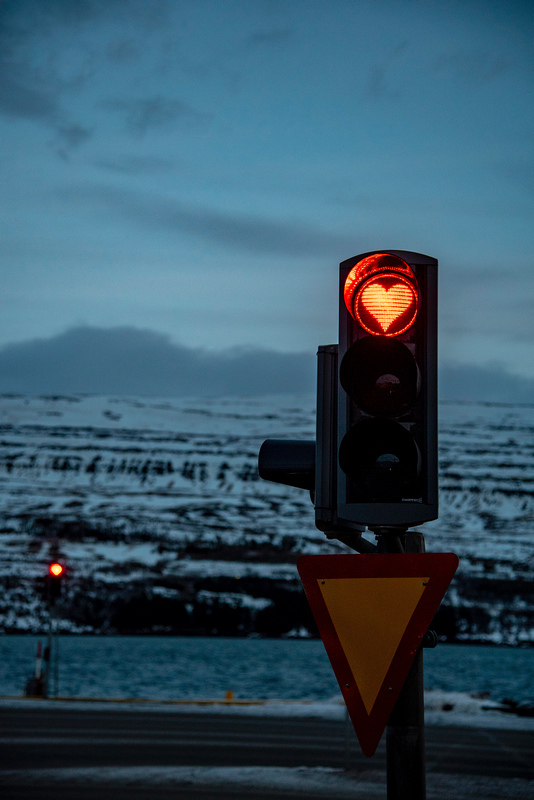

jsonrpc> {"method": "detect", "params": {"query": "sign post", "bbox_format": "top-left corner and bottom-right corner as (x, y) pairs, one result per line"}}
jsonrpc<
(382, 530), (426, 800)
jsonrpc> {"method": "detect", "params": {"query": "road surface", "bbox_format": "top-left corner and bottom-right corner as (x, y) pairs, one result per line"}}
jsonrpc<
(1, 702), (532, 799)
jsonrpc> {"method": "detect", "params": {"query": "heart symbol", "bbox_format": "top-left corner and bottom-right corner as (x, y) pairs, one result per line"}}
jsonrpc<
(360, 281), (414, 333)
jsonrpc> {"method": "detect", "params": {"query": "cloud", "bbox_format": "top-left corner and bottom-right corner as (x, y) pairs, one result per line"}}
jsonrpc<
(0, 326), (531, 403)
(92, 155), (176, 175)
(0, 74), (58, 120)
(106, 37), (140, 64)
(54, 123), (93, 160)
(30, 0), (104, 25)
(498, 160), (534, 198)
(0, 5), (91, 117)
(0, 326), (316, 396)
(439, 362), (534, 404)
(40, 0), (172, 29)
(5, 0), (135, 27)
(101, 96), (209, 136)
(0, 14), (93, 157)
(433, 51), (513, 83)
(244, 28), (293, 49)
(365, 40), (408, 99)
(60, 184), (359, 257)
(0, 64), (91, 157)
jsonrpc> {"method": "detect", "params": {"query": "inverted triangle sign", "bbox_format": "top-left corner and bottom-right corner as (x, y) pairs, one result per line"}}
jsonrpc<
(297, 553), (458, 757)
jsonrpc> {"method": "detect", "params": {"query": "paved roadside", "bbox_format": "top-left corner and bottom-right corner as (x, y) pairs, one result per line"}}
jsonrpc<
(1, 700), (532, 799)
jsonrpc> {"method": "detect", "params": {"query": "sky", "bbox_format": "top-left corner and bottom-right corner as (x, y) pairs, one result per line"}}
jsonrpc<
(0, 0), (533, 398)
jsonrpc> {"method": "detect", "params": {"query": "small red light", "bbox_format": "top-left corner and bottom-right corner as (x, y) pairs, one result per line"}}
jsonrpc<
(344, 254), (418, 336)
(49, 562), (64, 577)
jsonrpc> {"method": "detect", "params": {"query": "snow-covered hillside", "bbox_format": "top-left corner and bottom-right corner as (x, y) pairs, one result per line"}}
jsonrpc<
(0, 395), (532, 643)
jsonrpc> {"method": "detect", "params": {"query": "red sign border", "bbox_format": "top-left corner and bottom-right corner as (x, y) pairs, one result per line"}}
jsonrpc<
(297, 552), (459, 756)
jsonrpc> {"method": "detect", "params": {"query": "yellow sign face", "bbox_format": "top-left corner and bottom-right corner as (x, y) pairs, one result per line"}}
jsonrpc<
(298, 553), (459, 757)
(318, 577), (428, 714)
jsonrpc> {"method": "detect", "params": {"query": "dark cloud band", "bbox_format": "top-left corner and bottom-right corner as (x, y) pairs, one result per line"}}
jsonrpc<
(59, 184), (359, 258)
(0, 325), (531, 402)
(0, 326), (316, 396)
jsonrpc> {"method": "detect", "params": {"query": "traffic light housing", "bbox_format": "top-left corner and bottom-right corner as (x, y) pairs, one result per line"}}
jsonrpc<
(258, 249), (438, 542)
(335, 250), (438, 529)
(48, 562), (65, 602)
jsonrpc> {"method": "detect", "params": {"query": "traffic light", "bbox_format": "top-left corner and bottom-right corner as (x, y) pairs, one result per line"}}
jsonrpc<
(335, 250), (438, 530)
(48, 562), (65, 602)
(258, 249), (438, 543)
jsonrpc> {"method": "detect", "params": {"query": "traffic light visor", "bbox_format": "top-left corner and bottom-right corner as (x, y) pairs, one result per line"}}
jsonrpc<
(344, 254), (418, 336)
(49, 562), (64, 577)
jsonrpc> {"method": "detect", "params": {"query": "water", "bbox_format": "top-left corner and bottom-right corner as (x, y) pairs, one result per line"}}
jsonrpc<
(0, 636), (532, 704)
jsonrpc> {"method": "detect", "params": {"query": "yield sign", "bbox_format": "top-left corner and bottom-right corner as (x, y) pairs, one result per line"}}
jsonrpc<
(297, 553), (458, 757)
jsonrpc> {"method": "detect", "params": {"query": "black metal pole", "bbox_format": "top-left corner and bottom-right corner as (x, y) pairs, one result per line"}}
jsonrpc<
(386, 646), (425, 799)
(379, 529), (426, 800)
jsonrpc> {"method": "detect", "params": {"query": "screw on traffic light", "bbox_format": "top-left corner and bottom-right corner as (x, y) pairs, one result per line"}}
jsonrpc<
(335, 250), (438, 532)
(47, 562), (65, 603)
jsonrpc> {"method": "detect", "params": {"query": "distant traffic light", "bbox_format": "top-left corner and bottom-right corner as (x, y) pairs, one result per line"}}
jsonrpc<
(335, 251), (438, 530)
(48, 562), (65, 602)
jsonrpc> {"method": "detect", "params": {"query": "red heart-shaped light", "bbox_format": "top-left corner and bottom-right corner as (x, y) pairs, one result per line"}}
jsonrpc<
(360, 281), (414, 334)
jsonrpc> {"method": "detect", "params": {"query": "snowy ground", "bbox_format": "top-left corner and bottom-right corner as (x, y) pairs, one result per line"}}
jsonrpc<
(1, 394), (532, 569)
(0, 394), (533, 641)
(2, 764), (532, 800)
